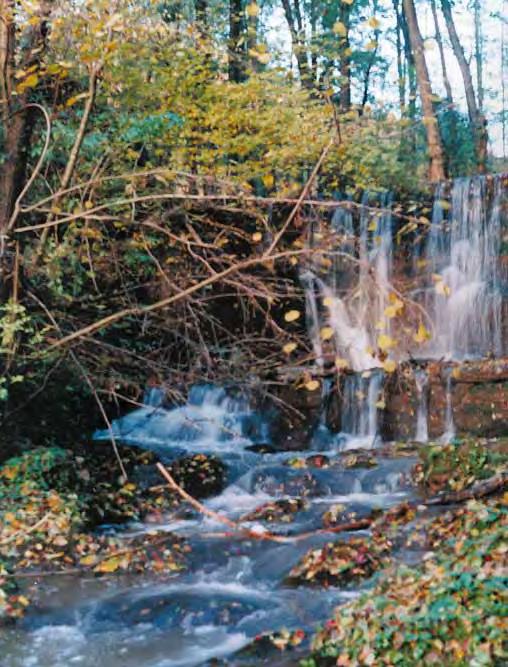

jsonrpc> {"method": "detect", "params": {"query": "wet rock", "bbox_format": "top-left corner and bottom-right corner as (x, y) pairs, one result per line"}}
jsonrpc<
(251, 469), (325, 497)
(285, 536), (391, 587)
(169, 454), (226, 498)
(270, 382), (323, 451)
(340, 451), (378, 469)
(240, 498), (308, 523)
(382, 359), (508, 441)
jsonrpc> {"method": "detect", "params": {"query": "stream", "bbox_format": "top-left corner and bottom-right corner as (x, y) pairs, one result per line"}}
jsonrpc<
(0, 386), (418, 667)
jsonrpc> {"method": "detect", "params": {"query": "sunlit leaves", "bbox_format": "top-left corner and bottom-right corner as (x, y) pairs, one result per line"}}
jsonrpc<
(333, 21), (347, 37)
(377, 333), (396, 351)
(414, 323), (432, 344)
(284, 310), (301, 323)
(283, 342), (297, 354)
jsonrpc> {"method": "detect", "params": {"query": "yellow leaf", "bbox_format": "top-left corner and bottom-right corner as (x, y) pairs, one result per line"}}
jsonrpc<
(368, 17), (381, 29)
(305, 380), (320, 391)
(435, 281), (451, 297)
(246, 2), (260, 17)
(382, 359), (397, 373)
(375, 399), (386, 409)
(413, 323), (431, 344)
(335, 357), (349, 370)
(320, 326), (334, 341)
(377, 333), (396, 351)
(365, 40), (378, 51)
(17, 595), (30, 607)
(80, 554), (97, 566)
(284, 310), (301, 323)
(94, 556), (121, 573)
(283, 342), (297, 354)
(262, 173), (275, 188)
(333, 21), (347, 37)
(323, 296), (334, 307)
(289, 256), (298, 266)
(23, 73), (39, 89)
(252, 232), (263, 242)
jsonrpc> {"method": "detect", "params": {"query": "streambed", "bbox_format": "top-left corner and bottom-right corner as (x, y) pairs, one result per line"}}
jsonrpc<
(0, 388), (421, 667)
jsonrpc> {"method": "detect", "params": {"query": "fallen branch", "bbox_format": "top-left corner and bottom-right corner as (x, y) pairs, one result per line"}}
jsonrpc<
(157, 463), (508, 545)
(424, 471), (508, 506)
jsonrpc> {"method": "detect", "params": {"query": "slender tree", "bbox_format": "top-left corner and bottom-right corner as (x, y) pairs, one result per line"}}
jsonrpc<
(281, 0), (311, 87)
(430, 0), (453, 104)
(229, 0), (246, 82)
(441, 0), (488, 172)
(403, 0), (446, 181)
(0, 0), (50, 236)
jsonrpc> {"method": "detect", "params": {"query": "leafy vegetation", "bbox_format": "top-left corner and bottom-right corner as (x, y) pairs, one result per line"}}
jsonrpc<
(302, 497), (508, 667)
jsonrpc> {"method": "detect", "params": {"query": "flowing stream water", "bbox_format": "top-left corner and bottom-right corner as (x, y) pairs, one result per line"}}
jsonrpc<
(0, 386), (416, 667)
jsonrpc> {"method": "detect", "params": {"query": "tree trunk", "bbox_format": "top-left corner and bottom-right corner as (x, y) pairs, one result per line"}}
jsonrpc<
(474, 0), (484, 112)
(195, 0), (207, 28)
(398, 1), (417, 119)
(430, 0), (453, 104)
(281, 0), (311, 87)
(0, 0), (49, 234)
(403, 0), (446, 182)
(338, 2), (351, 111)
(228, 0), (246, 82)
(393, 0), (406, 114)
(441, 0), (488, 172)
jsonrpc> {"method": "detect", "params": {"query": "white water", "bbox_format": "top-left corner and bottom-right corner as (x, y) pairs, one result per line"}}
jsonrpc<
(94, 384), (269, 454)
(414, 368), (429, 443)
(420, 175), (505, 360)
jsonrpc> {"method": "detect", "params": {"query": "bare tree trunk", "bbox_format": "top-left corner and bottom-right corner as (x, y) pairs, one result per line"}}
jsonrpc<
(474, 0), (484, 112)
(441, 0), (488, 172)
(229, 0), (246, 82)
(0, 0), (49, 235)
(393, 0), (406, 114)
(403, 0), (446, 182)
(360, 1), (381, 112)
(338, 2), (351, 111)
(280, 0), (311, 88)
(430, 0), (453, 104)
(195, 0), (207, 27)
(398, 0), (417, 119)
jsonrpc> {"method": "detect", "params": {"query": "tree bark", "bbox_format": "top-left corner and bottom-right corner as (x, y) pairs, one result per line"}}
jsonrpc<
(0, 0), (50, 235)
(397, 0), (417, 119)
(281, 0), (311, 87)
(228, 0), (246, 82)
(403, 0), (446, 182)
(430, 0), (453, 104)
(393, 0), (406, 114)
(441, 0), (488, 172)
(338, 2), (351, 111)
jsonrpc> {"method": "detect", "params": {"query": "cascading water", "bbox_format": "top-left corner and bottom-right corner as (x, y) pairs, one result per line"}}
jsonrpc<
(414, 368), (429, 443)
(340, 370), (384, 448)
(301, 191), (395, 373)
(94, 384), (269, 454)
(419, 175), (505, 360)
(440, 368), (456, 443)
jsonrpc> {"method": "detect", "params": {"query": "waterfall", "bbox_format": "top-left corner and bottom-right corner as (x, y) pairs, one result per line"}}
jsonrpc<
(440, 368), (456, 443)
(95, 384), (268, 453)
(340, 370), (384, 447)
(302, 192), (395, 373)
(420, 175), (505, 359)
(414, 368), (429, 442)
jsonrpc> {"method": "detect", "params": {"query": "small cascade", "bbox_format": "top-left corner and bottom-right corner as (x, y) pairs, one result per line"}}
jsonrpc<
(302, 191), (395, 372)
(420, 175), (505, 359)
(440, 368), (456, 443)
(414, 368), (429, 442)
(94, 384), (268, 453)
(340, 371), (384, 446)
